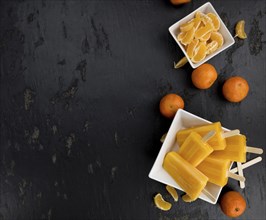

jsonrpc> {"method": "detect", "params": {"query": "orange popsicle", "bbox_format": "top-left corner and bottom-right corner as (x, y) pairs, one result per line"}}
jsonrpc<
(163, 152), (208, 201)
(177, 131), (214, 167)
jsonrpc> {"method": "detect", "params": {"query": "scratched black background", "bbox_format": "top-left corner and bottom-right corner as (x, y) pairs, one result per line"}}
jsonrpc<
(0, 0), (265, 219)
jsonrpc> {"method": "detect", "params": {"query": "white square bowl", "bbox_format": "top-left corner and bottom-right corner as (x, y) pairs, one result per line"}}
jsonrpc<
(169, 2), (235, 69)
(148, 109), (230, 204)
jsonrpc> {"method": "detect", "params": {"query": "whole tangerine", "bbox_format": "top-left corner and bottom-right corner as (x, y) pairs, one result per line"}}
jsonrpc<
(220, 191), (246, 218)
(170, 0), (191, 5)
(191, 63), (218, 89)
(222, 76), (249, 102)
(159, 94), (184, 118)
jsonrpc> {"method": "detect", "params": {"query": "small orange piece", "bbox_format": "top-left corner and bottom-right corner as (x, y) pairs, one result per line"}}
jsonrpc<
(207, 13), (220, 31)
(181, 27), (196, 45)
(206, 40), (218, 54)
(199, 32), (211, 42)
(199, 12), (213, 25)
(220, 191), (246, 218)
(180, 20), (194, 32)
(186, 39), (199, 58)
(193, 16), (202, 30)
(194, 23), (214, 40)
(177, 32), (186, 41)
(222, 76), (249, 102)
(166, 185), (178, 202)
(191, 63), (218, 89)
(159, 94), (185, 118)
(191, 42), (207, 63)
(210, 32), (224, 48)
(154, 193), (172, 211)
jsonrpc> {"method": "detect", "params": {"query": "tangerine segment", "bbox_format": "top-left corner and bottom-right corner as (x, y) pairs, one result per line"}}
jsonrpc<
(154, 193), (172, 211)
(193, 16), (202, 30)
(194, 23), (213, 40)
(177, 32), (186, 41)
(182, 194), (194, 202)
(166, 185), (179, 202)
(235, 20), (247, 39)
(180, 20), (194, 32)
(210, 31), (224, 48)
(186, 39), (199, 58)
(174, 56), (188, 69)
(181, 27), (196, 45)
(207, 13), (220, 31)
(199, 12), (213, 25)
(199, 32), (211, 42)
(191, 42), (207, 63)
(206, 40), (218, 54)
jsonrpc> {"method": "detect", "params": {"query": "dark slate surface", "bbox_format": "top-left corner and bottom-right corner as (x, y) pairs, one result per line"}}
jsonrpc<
(0, 0), (265, 219)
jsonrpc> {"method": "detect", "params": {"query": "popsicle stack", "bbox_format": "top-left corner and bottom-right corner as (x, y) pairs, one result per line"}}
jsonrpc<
(163, 122), (263, 201)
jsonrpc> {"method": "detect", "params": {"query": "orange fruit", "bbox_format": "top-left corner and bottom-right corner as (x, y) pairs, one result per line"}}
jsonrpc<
(199, 31), (211, 42)
(174, 56), (188, 68)
(222, 76), (249, 102)
(159, 94), (185, 118)
(191, 63), (218, 89)
(235, 20), (247, 39)
(181, 27), (196, 45)
(194, 23), (214, 40)
(177, 32), (186, 41)
(193, 16), (202, 30)
(170, 0), (191, 5)
(220, 191), (246, 218)
(210, 32), (224, 48)
(166, 185), (178, 202)
(180, 20), (194, 32)
(207, 13), (220, 31)
(186, 39), (199, 58)
(206, 40), (218, 54)
(191, 42), (207, 63)
(154, 193), (172, 211)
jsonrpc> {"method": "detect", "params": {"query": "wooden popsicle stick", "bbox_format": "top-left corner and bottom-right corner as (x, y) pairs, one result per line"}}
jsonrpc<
(246, 146), (263, 154)
(237, 162), (245, 189)
(222, 129), (240, 138)
(227, 171), (246, 182)
(202, 188), (216, 202)
(202, 130), (216, 142)
(230, 157), (262, 174)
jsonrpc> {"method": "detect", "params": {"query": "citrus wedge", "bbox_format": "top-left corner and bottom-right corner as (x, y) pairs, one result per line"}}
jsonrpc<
(154, 193), (172, 211)
(182, 194), (194, 203)
(166, 185), (178, 202)
(193, 16), (202, 30)
(177, 32), (186, 41)
(235, 20), (247, 39)
(191, 42), (207, 63)
(206, 40), (218, 54)
(181, 27), (196, 45)
(210, 31), (224, 48)
(186, 39), (199, 58)
(180, 20), (195, 32)
(199, 12), (213, 25)
(199, 32), (211, 42)
(174, 56), (188, 69)
(207, 13), (220, 31)
(194, 23), (213, 40)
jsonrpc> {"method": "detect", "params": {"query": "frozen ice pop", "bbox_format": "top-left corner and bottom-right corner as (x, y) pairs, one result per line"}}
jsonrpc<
(177, 131), (215, 167)
(197, 155), (245, 187)
(211, 134), (263, 162)
(176, 122), (239, 150)
(163, 151), (208, 201)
